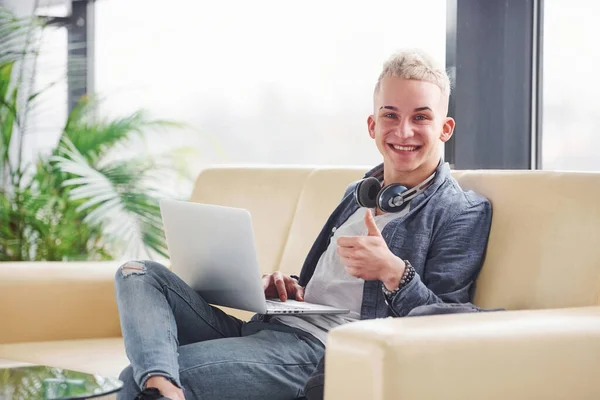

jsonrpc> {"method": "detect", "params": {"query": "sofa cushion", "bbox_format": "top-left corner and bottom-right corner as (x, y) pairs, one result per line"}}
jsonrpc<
(453, 170), (600, 310)
(278, 167), (367, 276)
(325, 306), (600, 400)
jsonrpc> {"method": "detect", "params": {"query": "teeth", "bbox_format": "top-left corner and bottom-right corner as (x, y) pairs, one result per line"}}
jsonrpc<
(392, 145), (417, 151)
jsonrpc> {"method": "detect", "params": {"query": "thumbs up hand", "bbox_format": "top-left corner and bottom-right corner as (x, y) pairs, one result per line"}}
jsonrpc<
(364, 206), (383, 237)
(337, 209), (406, 289)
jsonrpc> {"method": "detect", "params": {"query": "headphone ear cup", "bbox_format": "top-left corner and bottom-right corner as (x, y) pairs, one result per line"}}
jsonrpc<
(354, 177), (381, 208)
(377, 184), (408, 213)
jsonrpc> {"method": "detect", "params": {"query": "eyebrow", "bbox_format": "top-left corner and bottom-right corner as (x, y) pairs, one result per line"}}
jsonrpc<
(379, 106), (433, 112)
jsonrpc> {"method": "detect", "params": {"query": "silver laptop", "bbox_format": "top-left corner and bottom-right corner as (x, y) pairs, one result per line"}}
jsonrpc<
(159, 199), (349, 315)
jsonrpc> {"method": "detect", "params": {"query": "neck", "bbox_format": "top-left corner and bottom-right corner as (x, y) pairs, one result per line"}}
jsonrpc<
(383, 158), (440, 188)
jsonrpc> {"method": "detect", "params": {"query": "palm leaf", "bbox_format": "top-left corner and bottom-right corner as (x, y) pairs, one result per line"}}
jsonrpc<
(52, 137), (170, 259)
(62, 98), (185, 166)
(0, 61), (18, 188)
(0, 8), (40, 65)
(0, 7), (190, 260)
(0, 7), (178, 261)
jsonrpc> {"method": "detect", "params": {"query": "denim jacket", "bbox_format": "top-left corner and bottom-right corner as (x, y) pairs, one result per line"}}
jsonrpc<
(298, 161), (493, 320)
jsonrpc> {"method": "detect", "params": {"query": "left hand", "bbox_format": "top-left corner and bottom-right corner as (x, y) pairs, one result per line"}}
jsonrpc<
(337, 209), (406, 290)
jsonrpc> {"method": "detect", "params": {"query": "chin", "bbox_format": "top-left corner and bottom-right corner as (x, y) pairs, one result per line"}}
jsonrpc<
(385, 154), (420, 172)
(384, 161), (417, 176)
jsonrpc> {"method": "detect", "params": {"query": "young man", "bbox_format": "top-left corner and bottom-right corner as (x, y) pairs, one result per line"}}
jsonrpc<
(115, 49), (492, 400)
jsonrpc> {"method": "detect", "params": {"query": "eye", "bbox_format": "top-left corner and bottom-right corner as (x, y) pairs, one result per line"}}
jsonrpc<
(384, 113), (397, 119)
(414, 114), (428, 121)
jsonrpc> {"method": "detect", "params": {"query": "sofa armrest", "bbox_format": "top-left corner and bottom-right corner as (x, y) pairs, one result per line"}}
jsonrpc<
(324, 306), (600, 400)
(0, 262), (123, 344)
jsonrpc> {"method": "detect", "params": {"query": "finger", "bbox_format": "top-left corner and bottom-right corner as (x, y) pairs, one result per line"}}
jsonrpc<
(339, 255), (358, 268)
(285, 277), (299, 296)
(364, 209), (381, 237)
(272, 271), (287, 302)
(337, 236), (359, 248)
(262, 274), (271, 291)
(295, 285), (305, 301)
(345, 265), (360, 278)
(336, 246), (358, 260)
(339, 236), (368, 249)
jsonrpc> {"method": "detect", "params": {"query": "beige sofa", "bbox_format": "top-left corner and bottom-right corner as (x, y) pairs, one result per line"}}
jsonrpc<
(2, 166), (600, 399)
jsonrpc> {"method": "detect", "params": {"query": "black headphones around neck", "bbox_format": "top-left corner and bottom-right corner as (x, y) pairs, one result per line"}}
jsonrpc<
(353, 172), (436, 213)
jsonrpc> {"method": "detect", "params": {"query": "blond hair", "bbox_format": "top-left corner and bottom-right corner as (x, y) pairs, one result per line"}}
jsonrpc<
(374, 49), (451, 98)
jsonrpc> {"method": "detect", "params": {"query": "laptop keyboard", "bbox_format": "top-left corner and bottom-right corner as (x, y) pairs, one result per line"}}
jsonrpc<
(266, 300), (308, 310)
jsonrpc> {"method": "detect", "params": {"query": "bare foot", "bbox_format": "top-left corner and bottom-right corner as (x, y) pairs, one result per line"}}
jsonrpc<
(145, 376), (185, 400)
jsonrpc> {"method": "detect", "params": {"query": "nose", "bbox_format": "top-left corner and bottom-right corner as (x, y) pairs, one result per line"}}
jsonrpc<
(393, 118), (414, 139)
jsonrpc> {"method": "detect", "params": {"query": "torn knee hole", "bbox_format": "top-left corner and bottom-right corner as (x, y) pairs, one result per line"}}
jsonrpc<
(120, 261), (147, 277)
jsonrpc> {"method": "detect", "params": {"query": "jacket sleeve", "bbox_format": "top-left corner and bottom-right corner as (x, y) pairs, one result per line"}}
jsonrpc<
(388, 199), (492, 317)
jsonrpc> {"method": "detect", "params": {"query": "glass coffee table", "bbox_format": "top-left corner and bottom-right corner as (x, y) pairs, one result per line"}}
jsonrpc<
(0, 363), (123, 399)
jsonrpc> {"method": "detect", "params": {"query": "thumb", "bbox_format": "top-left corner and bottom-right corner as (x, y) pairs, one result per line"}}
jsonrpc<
(295, 286), (305, 302)
(364, 209), (381, 237)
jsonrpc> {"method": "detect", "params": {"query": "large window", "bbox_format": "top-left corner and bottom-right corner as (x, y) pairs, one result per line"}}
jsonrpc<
(95, 0), (446, 174)
(1, 0), (69, 168)
(27, 26), (68, 165)
(542, 0), (600, 171)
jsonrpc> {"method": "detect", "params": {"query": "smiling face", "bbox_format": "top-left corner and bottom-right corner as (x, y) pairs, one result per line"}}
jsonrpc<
(368, 76), (455, 187)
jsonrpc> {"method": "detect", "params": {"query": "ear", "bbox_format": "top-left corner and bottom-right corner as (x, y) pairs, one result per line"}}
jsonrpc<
(367, 115), (376, 139)
(440, 117), (455, 143)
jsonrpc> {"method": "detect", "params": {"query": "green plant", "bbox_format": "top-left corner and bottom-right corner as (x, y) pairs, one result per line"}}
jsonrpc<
(0, 7), (191, 261)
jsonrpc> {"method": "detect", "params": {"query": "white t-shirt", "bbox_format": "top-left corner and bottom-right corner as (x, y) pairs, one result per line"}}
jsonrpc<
(273, 206), (407, 344)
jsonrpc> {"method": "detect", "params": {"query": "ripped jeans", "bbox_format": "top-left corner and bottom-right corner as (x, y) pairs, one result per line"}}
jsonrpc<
(114, 260), (324, 400)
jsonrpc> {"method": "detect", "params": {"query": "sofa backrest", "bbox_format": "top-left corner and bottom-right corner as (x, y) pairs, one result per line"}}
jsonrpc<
(278, 168), (366, 275)
(191, 167), (600, 311)
(0, 262), (122, 343)
(454, 170), (600, 310)
(190, 167), (314, 274)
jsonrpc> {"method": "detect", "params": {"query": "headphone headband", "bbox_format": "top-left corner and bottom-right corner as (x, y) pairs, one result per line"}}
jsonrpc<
(354, 171), (437, 212)
(390, 172), (436, 204)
